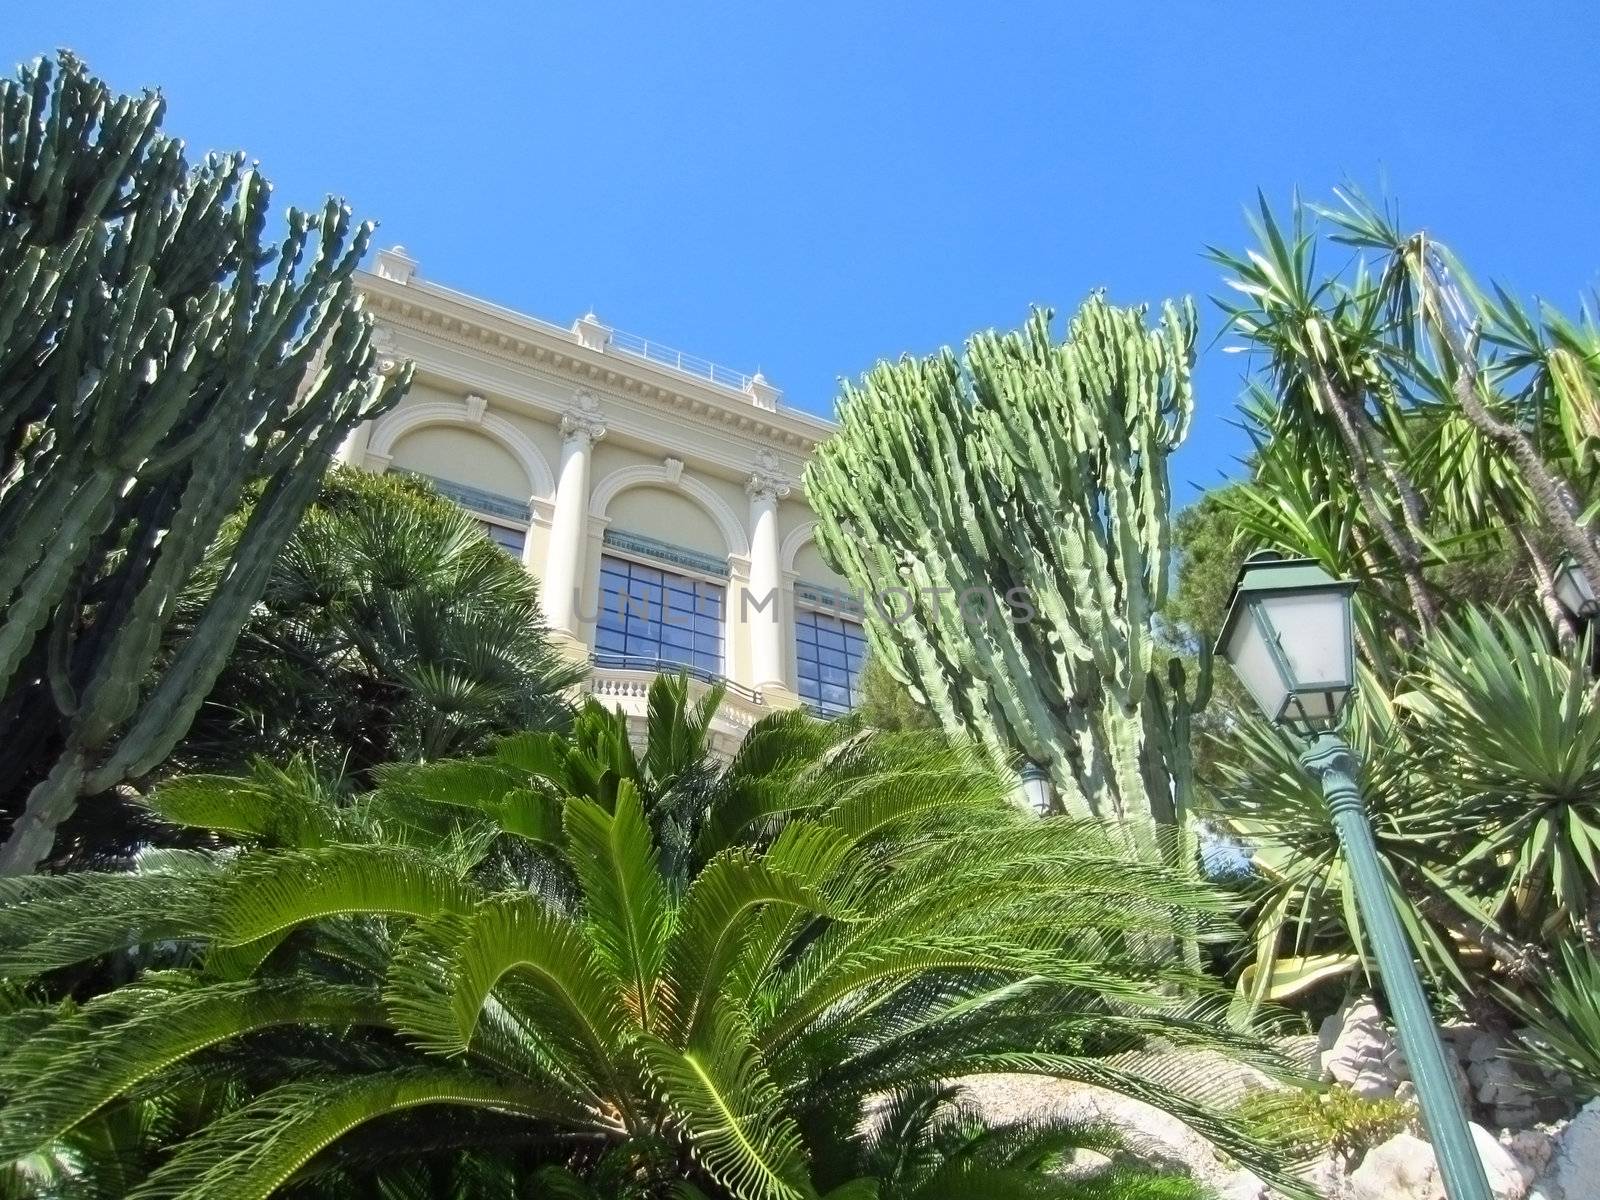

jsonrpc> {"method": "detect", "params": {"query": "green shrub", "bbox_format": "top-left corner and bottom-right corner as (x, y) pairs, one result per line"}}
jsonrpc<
(1235, 1088), (1413, 1162)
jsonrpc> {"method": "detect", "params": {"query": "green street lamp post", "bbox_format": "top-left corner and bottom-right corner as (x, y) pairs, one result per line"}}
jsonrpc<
(1216, 552), (1492, 1200)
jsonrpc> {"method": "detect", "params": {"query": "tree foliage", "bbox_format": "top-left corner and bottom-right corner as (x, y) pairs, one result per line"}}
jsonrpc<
(1208, 192), (1600, 1027)
(0, 678), (1315, 1199)
(0, 53), (408, 875)
(852, 657), (939, 734)
(172, 467), (580, 780)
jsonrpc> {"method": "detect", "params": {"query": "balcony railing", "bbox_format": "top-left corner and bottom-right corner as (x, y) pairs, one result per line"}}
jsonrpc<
(607, 329), (755, 393)
(588, 652), (764, 706)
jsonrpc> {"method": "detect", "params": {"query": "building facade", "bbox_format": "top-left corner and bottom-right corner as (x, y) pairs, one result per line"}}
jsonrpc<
(339, 246), (865, 750)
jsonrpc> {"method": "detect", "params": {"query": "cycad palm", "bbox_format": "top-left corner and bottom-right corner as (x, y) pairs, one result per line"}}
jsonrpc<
(0, 679), (1310, 1198)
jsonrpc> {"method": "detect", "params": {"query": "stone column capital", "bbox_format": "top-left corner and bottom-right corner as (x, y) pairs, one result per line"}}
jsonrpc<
(561, 390), (608, 446)
(746, 450), (792, 503)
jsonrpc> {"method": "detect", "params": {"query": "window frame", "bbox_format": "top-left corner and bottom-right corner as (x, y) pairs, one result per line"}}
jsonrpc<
(793, 604), (868, 717)
(474, 514), (528, 558)
(595, 548), (728, 679)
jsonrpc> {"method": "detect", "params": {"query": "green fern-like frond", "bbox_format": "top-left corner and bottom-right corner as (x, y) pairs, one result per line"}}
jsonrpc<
(383, 895), (623, 1082)
(0, 978), (381, 1161)
(667, 825), (858, 1043)
(638, 1016), (815, 1200)
(212, 845), (478, 946)
(124, 1070), (574, 1200)
(146, 759), (343, 848)
(562, 783), (672, 1031)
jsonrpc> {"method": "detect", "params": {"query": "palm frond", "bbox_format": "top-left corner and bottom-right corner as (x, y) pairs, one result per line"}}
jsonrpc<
(124, 1070), (572, 1200)
(637, 1015), (815, 1200)
(562, 783), (673, 1031)
(0, 978), (381, 1161)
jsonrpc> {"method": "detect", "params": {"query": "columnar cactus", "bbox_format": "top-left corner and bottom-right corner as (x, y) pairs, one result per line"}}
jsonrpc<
(0, 54), (409, 873)
(805, 296), (1207, 829)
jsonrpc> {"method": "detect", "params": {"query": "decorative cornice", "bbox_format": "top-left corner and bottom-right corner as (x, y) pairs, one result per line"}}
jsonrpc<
(397, 470), (533, 524)
(356, 271), (834, 457)
(795, 578), (865, 613)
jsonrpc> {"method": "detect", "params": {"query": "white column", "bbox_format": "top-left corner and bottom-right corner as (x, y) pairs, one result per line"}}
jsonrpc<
(542, 395), (606, 640)
(745, 456), (791, 693)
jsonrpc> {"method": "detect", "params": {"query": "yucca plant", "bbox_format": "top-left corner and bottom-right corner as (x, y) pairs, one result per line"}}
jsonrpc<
(1212, 607), (1599, 1009)
(1212, 189), (1600, 654)
(0, 678), (1312, 1199)
(1507, 944), (1600, 1102)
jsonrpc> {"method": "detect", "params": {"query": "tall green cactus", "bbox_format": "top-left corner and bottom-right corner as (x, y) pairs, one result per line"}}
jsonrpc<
(805, 297), (1207, 829)
(0, 53), (409, 873)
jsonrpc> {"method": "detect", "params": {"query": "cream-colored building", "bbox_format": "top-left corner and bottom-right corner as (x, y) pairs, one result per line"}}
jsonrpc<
(339, 246), (866, 750)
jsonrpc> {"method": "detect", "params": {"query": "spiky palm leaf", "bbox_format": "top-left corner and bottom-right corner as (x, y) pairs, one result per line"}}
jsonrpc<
(169, 468), (581, 787)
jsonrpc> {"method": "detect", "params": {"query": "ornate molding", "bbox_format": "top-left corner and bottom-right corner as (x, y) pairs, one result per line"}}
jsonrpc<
(397, 470), (532, 524)
(602, 528), (730, 580)
(358, 273), (834, 456)
(560, 388), (608, 446)
(746, 447), (793, 504)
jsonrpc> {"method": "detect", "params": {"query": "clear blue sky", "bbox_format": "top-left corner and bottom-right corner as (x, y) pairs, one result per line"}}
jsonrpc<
(9, 3), (1600, 503)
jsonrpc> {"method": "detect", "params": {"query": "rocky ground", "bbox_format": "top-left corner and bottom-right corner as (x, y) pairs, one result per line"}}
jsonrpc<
(957, 997), (1598, 1199)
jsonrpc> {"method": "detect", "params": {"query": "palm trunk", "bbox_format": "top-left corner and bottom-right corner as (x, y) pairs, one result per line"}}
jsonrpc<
(1312, 364), (1442, 635)
(1517, 527), (1579, 649)
(1412, 886), (1544, 982)
(1421, 268), (1600, 590)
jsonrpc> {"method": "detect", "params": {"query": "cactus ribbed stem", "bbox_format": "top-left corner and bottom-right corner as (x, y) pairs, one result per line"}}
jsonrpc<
(0, 53), (410, 873)
(805, 296), (1206, 831)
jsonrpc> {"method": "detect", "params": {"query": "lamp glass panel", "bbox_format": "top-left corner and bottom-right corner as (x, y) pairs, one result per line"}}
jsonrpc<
(1284, 687), (1345, 722)
(1556, 563), (1596, 615)
(1257, 591), (1351, 688)
(1019, 769), (1052, 815)
(1226, 606), (1289, 720)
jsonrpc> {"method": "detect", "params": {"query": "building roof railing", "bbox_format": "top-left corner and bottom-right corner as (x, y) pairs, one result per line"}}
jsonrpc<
(607, 329), (757, 394)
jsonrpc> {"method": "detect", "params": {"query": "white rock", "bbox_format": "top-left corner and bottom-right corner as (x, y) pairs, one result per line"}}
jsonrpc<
(1531, 1097), (1600, 1200)
(1466, 1031), (1506, 1064)
(1349, 1132), (1438, 1200)
(1349, 1124), (1535, 1200)
(1323, 1000), (1404, 1099)
(1216, 1170), (1270, 1200)
(1502, 1128), (1555, 1182)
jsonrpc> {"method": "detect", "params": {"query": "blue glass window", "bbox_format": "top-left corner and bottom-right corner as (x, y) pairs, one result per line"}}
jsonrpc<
(795, 609), (867, 716)
(478, 520), (526, 558)
(596, 554), (724, 677)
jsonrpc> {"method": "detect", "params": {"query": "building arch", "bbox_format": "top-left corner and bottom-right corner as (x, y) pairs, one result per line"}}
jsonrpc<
(780, 520), (820, 575)
(589, 463), (749, 559)
(368, 399), (555, 499)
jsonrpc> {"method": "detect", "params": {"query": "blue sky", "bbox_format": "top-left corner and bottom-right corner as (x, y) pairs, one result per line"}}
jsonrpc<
(9, 3), (1600, 502)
